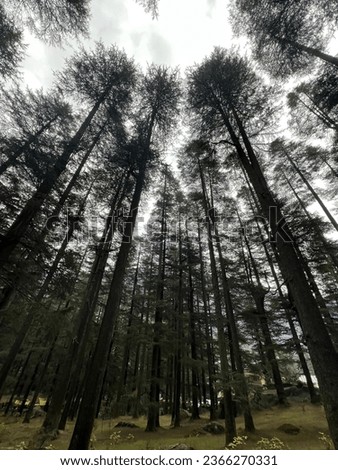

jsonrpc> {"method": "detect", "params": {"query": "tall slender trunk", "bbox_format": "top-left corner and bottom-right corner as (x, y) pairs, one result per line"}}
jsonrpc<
(36, 174), (128, 440)
(197, 158), (236, 444)
(133, 255), (153, 419)
(209, 199), (254, 430)
(4, 350), (32, 415)
(244, 181), (319, 403)
(146, 171), (168, 432)
(23, 338), (57, 423)
(116, 252), (140, 409)
(0, 312), (36, 398)
(285, 39), (338, 67)
(284, 149), (338, 233)
(172, 212), (184, 428)
(244, 167), (335, 334)
(284, 173), (338, 271)
(221, 104), (338, 447)
(0, 116), (59, 176)
(39, 180), (94, 295)
(18, 359), (41, 416)
(197, 220), (217, 420)
(217, 243), (255, 428)
(186, 234), (200, 420)
(68, 155), (148, 449)
(0, 92), (109, 267)
(42, 123), (107, 237)
(0, 184), (94, 396)
(238, 218), (286, 405)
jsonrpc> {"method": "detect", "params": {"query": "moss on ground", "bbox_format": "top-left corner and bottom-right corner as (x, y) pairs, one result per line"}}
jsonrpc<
(0, 401), (331, 450)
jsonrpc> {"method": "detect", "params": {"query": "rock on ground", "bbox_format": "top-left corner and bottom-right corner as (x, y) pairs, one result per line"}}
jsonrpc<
(202, 422), (225, 435)
(114, 421), (139, 428)
(167, 443), (194, 450)
(180, 409), (192, 420)
(277, 423), (300, 435)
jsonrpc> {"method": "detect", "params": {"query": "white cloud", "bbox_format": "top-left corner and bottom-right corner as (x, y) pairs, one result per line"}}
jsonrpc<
(207, 0), (217, 16)
(89, 0), (128, 43)
(147, 32), (172, 64)
(21, 0), (232, 89)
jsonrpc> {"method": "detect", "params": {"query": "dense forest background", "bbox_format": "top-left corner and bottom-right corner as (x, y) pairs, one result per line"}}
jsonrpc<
(1, 0), (338, 451)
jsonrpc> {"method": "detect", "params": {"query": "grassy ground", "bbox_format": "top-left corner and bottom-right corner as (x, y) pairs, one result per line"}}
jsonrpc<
(0, 401), (332, 450)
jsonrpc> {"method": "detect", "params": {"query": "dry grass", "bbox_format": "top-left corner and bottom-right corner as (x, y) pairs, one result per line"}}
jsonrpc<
(0, 401), (331, 450)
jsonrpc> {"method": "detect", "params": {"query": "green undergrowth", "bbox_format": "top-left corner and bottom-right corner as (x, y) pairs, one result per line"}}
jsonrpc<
(0, 401), (331, 450)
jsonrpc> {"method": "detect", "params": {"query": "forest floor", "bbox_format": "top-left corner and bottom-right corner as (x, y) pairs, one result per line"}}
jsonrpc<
(0, 400), (332, 450)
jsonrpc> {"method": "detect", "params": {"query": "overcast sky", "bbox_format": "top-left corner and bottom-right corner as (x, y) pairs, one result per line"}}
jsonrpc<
(20, 0), (338, 229)
(20, 0), (237, 229)
(23, 0), (235, 89)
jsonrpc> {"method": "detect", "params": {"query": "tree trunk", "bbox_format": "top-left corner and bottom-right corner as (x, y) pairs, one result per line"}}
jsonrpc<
(186, 239), (200, 421)
(146, 171), (168, 432)
(68, 156), (148, 449)
(4, 350), (32, 414)
(172, 212), (184, 428)
(133, 260), (153, 419)
(23, 339), (57, 423)
(284, 149), (338, 233)
(0, 116), (59, 176)
(42, 123), (106, 238)
(116, 252), (140, 410)
(238, 212), (287, 405)
(284, 173), (338, 272)
(211, 212), (254, 430)
(197, 224), (217, 421)
(244, 183), (319, 403)
(0, 183), (94, 396)
(18, 359), (41, 416)
(286, 39), (338, 67)
(36, 175), (127, 440)
(0, 93), (108, 267)
(197, 158), (236, 444)
(222, 105), (338, 448)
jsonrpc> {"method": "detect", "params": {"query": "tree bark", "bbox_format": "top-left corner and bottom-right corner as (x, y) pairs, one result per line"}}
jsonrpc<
(37, 174), (127, 440)
(238, 220), (286, 406)
(23, 339), (57, 423)
(284, 149), (338, 233)
(197, 219), (217, 420)
(146, 170), (168, 432)
(42, 123), (107, 238)
(172, 211), (184, 428)
(186, 238), (200, 421)
(286, 39), (338, 67)
(211, 215), (255, 430)
(222, 104), (338, 448)
(244, 180), (319, 403)
(0, 92), (109, 267)
(116, 252), (140, 410)
(0, 116), (59, 176)
(197, 157), (236, 444)
(68, 156), (148, 449)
